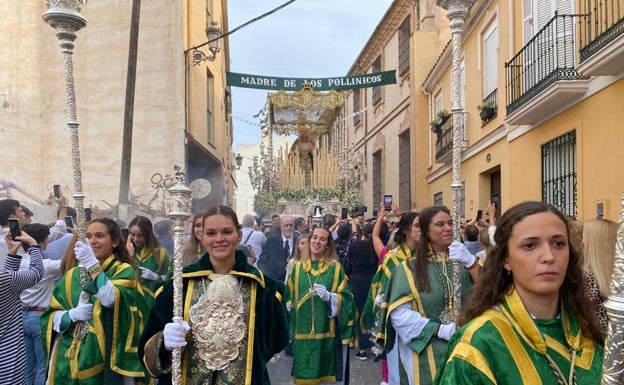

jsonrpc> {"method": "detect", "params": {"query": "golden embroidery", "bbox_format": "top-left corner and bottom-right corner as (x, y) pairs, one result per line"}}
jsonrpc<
(189, 274), (246, 371)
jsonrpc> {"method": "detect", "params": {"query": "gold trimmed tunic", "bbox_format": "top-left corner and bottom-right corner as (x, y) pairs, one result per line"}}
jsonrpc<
(434, 287), (604, 385)
(41, 255), (152, 385)
(138, 251), (289, 385)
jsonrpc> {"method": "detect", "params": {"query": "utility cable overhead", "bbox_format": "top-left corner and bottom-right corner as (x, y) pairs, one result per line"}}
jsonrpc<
(187, 0), (297, 52)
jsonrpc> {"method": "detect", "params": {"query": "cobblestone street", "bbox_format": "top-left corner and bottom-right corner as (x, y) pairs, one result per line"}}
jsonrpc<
(267, 350), (383, 385)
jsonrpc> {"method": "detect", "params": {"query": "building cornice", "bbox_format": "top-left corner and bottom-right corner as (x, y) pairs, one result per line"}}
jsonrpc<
(347, 0), (416, 75)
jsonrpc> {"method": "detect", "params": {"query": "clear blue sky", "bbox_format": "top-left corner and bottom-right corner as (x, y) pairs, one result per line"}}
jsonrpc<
(227, 0), (393, 150)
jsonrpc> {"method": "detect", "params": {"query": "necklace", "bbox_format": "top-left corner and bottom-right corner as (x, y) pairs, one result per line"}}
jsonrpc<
(303, 259), (325, 335)
(431, 251), (453, 324)
(545, 349), (577, 385)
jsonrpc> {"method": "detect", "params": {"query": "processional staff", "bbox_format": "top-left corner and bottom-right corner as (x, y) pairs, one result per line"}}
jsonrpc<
(166, 166), (192, 385)
(602, 190), (624, 384)
(42, 0), (90, 357)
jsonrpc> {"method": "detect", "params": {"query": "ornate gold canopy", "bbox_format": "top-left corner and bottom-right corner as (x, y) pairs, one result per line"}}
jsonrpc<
(268, 83), (344, 136)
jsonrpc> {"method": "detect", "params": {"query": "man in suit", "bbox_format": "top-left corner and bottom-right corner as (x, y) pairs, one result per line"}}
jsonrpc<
(257, 215), (298, 282)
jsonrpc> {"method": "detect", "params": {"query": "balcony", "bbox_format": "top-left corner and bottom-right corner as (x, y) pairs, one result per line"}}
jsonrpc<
(433, 113), (465, 163)
(505, 13), (589, 125)
(478, 89), (498, 125)
(577, 0), (624, 75)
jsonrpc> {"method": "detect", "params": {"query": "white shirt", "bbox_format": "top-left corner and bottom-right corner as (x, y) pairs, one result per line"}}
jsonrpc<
(241, 227), (267, 261)
(20, 257), (62, 308)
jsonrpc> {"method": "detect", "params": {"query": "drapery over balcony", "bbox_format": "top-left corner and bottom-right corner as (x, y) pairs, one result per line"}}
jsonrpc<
(578, 0), (624, 75)
(505, 13), (589, 118)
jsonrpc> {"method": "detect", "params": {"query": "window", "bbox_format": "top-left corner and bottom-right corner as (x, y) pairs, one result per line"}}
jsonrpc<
(399, 132), (411, 210)
(434, 192), (443, 207)
(372, 56), (382, 105)
(207, 71), (214, 143)
(542, 131), (577, 217)
(483, 22), (498, 98)
(372, 151), (382, 205)
(522, 0), (575, 87)
(398, 18), (410, 76)
(353, 89), (361, 126)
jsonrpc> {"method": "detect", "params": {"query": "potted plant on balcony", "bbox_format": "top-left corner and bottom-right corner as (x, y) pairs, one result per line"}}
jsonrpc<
(429, 109), (450, 133)
(477, 100), (497, 122)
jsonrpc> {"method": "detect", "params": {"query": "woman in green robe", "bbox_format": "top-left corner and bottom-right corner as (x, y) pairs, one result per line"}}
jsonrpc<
(434, 201), (604, 385)
(41, 218), (152, 385)
(285, 226), (356, 385)
(378, 206), (479, 385)
(127, 215), (172, 302)
(138, 206), (289, 385)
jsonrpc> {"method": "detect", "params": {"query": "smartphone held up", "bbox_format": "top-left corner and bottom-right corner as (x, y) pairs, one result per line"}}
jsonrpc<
(8, 219), (21, 240)
(383, 195), (393, 211)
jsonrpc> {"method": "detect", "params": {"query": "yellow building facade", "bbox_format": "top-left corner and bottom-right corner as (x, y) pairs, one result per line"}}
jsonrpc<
(341, 0), (624, 222)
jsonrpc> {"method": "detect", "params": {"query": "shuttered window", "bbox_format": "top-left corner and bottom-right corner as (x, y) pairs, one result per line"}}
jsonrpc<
(373, 151), (382, 206)
(398, 18), (410, 76)
(399, 132), (411, 210)
(372, 56), (382, 105)
(483, 22), (498, 97)
(353, 89), (361, 126)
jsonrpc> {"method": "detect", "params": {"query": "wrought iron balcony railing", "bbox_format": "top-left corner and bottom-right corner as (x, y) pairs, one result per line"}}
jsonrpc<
(505, 13), (589, 115)
(434, 113), (464, 162)
(579, 0), (624, 62)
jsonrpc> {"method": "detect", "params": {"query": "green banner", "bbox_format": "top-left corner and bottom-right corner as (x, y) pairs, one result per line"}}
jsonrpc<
(226, 70), (396, 91)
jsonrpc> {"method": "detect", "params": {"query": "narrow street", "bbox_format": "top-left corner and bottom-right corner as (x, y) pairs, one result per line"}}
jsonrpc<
(267, 350), (383, 385)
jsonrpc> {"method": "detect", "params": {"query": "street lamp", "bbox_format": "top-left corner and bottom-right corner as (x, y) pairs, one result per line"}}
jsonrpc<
(42, 0), (87, 239)
(191, 21), (223, 65)
(233, 153), (243, 170)
(436, 0), (475, 322)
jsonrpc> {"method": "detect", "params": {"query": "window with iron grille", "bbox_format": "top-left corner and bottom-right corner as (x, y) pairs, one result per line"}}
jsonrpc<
(373, 151), (382, 206)
(398, 18), (410, 76)
(372, 56), (382, 105)
(353, 89), (361, 126)
(399, 131), (411, 210)
(434, 192), (443, 207)
(207, 70), (214, 143)
(542, 131), (577, 217)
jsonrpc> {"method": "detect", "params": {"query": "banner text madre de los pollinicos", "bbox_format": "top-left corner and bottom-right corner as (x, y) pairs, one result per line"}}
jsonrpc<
(226, 70), (396, 91)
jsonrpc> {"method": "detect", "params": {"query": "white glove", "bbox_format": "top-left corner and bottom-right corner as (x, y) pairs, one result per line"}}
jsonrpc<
(449, 241), (476, 268)
(163, 321), (190, 351)
(68, 303), (94, 322)
(313, 283), (331, 302)
(374, 294), (384, 307)
(437, 322), (457, 341)
(74, 241), (99, 269)
(139, 267), (160, 281)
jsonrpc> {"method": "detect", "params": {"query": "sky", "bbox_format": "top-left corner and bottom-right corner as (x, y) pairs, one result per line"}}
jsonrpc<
(227, 0), (393, 150)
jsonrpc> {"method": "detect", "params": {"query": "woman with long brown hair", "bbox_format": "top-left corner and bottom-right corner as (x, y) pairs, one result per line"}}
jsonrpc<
(127, 215), (172, 301)
(41, 218), (151, 384)
(379, 206), (477, 385)
(434, 201), (603, 385)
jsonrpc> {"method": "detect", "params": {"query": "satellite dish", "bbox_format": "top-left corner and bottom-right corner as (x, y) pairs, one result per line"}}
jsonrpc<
(189, 178), (211, 199)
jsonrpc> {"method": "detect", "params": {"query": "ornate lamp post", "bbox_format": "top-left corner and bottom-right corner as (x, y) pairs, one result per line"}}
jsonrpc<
(42, 0), (88, 237)
(602, 192), (624, 384)
(166, 166), (192, 385)
(436, 0), (474, 321)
